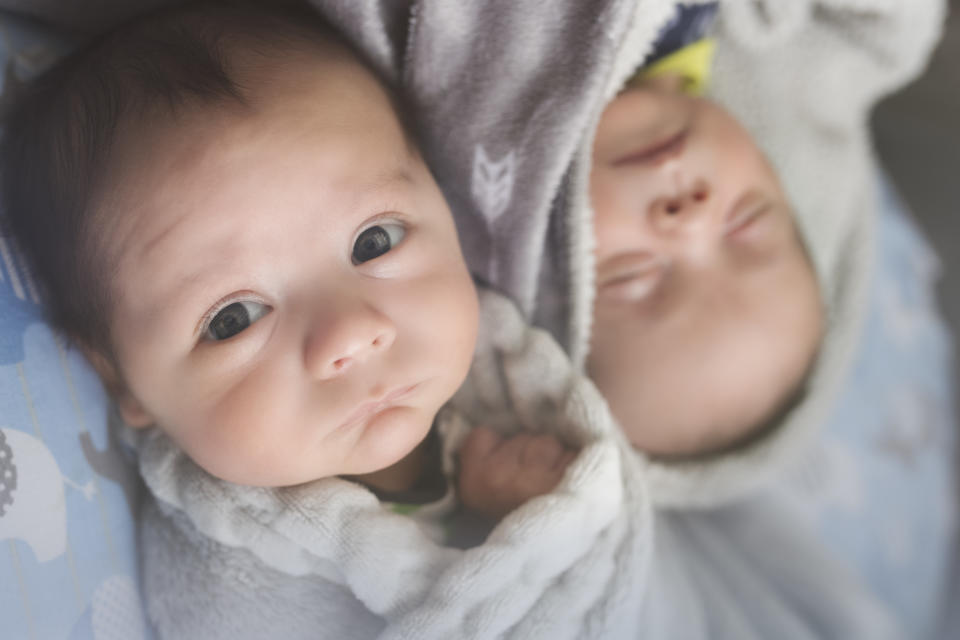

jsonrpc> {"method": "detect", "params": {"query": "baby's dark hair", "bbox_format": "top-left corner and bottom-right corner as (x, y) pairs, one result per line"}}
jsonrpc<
(0, 0), (414, 359)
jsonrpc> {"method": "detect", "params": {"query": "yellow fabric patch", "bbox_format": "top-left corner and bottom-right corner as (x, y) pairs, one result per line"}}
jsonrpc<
(641, 38), (715, 96)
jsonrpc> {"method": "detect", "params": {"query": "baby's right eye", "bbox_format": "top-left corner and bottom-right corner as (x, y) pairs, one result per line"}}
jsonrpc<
(204, 301), (271, 341)
(351, 222), (406, 265)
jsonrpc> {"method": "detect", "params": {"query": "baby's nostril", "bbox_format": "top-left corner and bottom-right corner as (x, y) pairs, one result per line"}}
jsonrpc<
(665, 201), (681, 214)
(691, 180), (710, 202)
(333, 358), (349, 371)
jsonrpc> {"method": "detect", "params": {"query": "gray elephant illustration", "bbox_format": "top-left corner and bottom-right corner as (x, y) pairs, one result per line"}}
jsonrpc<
(0, 426), (67, 562)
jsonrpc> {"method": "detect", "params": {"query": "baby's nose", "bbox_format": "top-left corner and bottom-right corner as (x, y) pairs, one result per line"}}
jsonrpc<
(648, 179), (711, 233)
(305, 305), (396, 380)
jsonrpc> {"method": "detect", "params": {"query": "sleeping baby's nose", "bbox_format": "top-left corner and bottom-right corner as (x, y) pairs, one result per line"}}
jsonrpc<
(304, 302), (396, 380)
(647, 178), (712, 234)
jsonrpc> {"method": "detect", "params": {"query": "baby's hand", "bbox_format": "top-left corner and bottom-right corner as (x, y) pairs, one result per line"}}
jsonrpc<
(458, 427), (577, 521)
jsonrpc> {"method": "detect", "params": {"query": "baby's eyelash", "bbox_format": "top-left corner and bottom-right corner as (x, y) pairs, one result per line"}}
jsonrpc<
(358, 209), (410, 231)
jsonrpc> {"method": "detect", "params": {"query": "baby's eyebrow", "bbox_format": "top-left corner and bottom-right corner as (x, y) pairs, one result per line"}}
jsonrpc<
(126, 261), (222, 329)
(358, 165), (417, 199)
(139, 206), (195, 263)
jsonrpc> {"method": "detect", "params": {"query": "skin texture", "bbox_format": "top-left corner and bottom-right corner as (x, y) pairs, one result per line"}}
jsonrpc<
(96, 43), (482, 489)
(587, 77), (823, 458)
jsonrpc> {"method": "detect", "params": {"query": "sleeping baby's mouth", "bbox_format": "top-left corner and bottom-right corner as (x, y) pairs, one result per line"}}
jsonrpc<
(596, 253), (665, 302)
(723, 192), (773, 240)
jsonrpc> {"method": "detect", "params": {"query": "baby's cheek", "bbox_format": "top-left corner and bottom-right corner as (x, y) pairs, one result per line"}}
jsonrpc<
(406, 272), (477, 380)
(172, 378), (294, 485)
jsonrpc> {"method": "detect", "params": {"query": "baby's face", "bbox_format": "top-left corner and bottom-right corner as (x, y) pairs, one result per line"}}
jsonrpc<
(588, 79), (822, 457)
(97, 46), (478, 486)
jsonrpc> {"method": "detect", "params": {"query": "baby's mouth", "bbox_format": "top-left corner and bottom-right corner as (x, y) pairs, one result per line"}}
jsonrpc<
(723, 192), (772, 239)
(333, 383), (420, 436)
(596, 253), (665, 302)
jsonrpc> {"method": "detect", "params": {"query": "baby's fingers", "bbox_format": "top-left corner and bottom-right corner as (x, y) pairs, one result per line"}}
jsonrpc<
(460, 426), (502, 467)
(520, 435), (565, 470)
(516, 450), (573, 496)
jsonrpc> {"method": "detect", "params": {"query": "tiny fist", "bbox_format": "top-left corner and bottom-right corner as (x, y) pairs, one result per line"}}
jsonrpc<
(461, 426), (502, 462)
(521, 435), (564, 468)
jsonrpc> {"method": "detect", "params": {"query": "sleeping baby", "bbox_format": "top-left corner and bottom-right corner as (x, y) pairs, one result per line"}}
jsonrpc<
(588, 41), (824, 460)
(0, 1), (905, 639)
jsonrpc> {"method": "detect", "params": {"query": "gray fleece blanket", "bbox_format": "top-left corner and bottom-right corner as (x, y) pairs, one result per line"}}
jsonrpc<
(132, 290), (900, 639)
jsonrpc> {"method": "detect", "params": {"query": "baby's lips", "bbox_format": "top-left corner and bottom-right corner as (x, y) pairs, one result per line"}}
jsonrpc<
(598, 273), (661, 302)
(723, 191), (771, 239)
(595, 252), (665, 302)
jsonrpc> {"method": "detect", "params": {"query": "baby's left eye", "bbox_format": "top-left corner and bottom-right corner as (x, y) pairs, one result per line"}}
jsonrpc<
(352, 222), (406, 265)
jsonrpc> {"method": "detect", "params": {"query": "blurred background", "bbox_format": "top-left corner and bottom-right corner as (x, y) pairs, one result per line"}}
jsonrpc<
(874, 0), (959, 397)
(873, 1), (959, 628)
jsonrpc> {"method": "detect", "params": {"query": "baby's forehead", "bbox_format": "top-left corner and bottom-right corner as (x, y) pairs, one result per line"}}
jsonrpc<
(98, 39), (412, 211)
(104, 113), (421, 263)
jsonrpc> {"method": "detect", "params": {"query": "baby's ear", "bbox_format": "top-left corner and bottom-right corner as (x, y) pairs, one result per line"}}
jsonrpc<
(80, 345), (154, 428)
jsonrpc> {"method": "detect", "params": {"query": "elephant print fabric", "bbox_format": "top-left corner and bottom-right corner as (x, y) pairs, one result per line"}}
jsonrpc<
(0, 16), (149, 640)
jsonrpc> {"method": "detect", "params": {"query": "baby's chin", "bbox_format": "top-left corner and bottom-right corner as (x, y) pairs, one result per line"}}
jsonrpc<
(346, 406), (437, 469)
(618, 379), (802, 461)
(626, 416), (760, 461)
